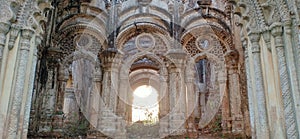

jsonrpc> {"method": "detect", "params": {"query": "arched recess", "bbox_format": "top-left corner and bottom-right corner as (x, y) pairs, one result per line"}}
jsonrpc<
(190, 52), (227, 128)
(59, 49), (101, 127)
(117, 53), (170, 123)
(54, 24), (107, 55)
(129, 69), (160, 123)
(53, 25), (105, 130)
(182, 24), (236, 131)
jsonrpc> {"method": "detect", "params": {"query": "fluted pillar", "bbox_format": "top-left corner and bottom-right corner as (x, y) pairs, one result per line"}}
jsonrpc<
(242, 38), (256, 138)
(7, 28), (34, 139)
(271, 24), (299, 138)
(248, 32), (270, 139)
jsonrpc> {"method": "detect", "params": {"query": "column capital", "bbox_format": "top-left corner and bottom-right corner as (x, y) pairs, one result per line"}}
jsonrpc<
(21, 29), (34, 40)
(35, 35), (43, 46)
(248, 32), (260, 43)
(262, 30), (272, 51)
(20, 29), (34, 50)
(99, 47), (118, 70)
(241, 37), (248, 49)
(0, 22), (10, 35)
(248, 32), (261, 53)
(270, 23), (283, 37)
(271, 23), (284, 48)
(8, 26), (20, 50)
(225, 49), (239, 69)
(241, 37), (249, 58)
(0, 22), (10, 47)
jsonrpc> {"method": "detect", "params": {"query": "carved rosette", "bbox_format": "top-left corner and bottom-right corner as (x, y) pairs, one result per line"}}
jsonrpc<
(74, 34), (93, 49)
(196, 36), (213, 51)
(135, 33), (155, 52)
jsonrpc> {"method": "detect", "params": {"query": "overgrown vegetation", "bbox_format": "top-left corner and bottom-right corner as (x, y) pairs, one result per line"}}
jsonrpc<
(63, 112), (89, 137)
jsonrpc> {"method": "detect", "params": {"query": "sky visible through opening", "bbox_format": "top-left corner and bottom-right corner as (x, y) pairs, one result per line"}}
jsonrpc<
(132, 85), (159, 123)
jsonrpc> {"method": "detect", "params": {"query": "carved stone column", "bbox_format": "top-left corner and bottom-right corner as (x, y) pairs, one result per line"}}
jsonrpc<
(20, 35), (42, 138)
(248, 32), (270, 138)
(0, 23), (11, 137)
(221, 76), (231, 133)
(117, 77), (127, 118)
(98, 48), (125, 138)
(100, 48), (117, 111)
(168, 65), (185, 135)
(271, 24), (299, 138)
(52, 63), (68, 134)
(282, 20), (300, 137)
(159, 69), (169, 138)
(242, 38), (256, 138)
(87, 64), (102, 137)
(185, 59), (197, 138)
(6, 28), (34, 139)
(166, 50), (187, 136)
(63, 88), (78, 122)
(0, 22), (10, 72)
(226, 50), (244, 134)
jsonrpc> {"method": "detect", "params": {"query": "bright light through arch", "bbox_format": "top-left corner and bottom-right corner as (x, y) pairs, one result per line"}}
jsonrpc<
(132, 85), (159, 123)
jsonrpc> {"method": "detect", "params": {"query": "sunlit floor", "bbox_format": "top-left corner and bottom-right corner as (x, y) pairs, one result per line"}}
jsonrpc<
(132, 85), (159, 123)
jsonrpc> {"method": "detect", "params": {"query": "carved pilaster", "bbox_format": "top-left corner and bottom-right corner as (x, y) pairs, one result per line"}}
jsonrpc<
(248, 32), (270, 139)
(271, 24), (299, 139)
(7, 28), (34, 139)
(242, 37), (256, 138)
(225, 50), (243, 134)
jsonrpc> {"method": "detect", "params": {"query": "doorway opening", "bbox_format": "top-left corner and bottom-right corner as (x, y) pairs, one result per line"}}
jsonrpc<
(132, 85), (159, 124)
